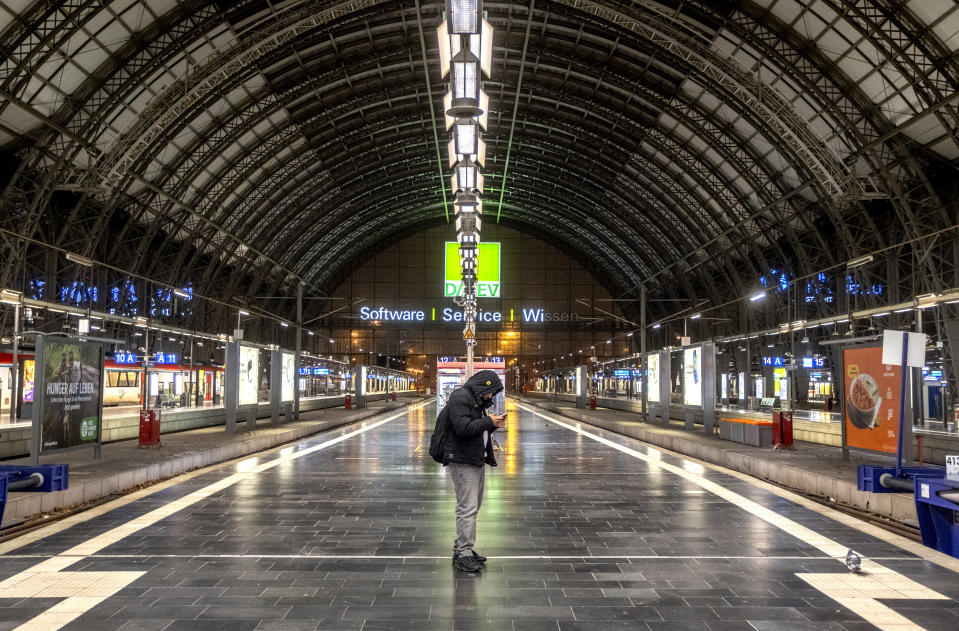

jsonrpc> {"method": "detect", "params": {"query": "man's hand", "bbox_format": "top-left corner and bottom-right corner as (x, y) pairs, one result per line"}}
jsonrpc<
(490, 413), (507, 427)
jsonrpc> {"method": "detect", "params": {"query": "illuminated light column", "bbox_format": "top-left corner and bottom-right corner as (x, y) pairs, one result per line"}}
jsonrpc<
(438, 0), (492, 377)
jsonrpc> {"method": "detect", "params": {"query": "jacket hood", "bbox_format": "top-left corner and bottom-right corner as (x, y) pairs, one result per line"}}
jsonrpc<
(463, 370), (503, 400)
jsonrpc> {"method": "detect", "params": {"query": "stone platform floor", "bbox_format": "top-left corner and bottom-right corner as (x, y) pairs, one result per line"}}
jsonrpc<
(0, 399), (957, 631)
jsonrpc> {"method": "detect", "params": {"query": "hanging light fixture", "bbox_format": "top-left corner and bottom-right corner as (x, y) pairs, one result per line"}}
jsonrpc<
(438, 0), (493, 375)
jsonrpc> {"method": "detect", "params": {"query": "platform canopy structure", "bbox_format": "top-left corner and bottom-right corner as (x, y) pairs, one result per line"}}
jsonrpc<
(1, 1), (958, 383)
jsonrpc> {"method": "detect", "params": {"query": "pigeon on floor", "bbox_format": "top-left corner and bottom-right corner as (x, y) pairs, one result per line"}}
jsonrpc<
(845, 548), (862, 573)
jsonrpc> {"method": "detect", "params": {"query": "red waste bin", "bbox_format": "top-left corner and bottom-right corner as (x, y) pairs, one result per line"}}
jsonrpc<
(772, 410), (793, 448)
(345, 394), (352, 410)
(138, 409), (161, 447)
(589, 396), (597, 410)
(391, 392), (397, 401)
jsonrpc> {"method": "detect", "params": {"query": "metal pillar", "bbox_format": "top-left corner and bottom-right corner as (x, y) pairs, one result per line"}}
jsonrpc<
(270, 349), (281, 427)
(9, 301), (19, 424)
(224, 341), (238, 433)
(295, 283), (302, 420)
(640, 285), (647, 421)
(141, 327), (150, 411)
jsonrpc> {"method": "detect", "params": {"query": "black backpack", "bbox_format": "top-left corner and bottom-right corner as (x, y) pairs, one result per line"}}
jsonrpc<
(428, 406), (451, 464)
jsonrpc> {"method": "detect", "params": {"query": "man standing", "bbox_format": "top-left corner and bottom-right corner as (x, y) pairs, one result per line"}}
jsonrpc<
(440, 369), (506, 572)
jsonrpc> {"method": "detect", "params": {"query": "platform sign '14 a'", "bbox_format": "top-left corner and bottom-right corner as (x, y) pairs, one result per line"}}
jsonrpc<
(445, 242), (501, 298)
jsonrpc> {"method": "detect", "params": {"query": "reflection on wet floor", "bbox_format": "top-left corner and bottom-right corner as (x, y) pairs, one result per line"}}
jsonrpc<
(0, 399), (956, 631)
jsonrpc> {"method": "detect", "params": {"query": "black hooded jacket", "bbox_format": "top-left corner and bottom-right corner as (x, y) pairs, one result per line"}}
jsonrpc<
(442, 369), (504, 467)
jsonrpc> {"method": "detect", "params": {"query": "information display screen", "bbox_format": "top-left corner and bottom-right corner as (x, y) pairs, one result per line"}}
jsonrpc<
(683, 347), (702, 407)
(647, 353), (660, 403)
(281, 352), (295, 402)
(39, 339), (102, 452)
(843, 346), (900, 454)
(238, 345), (259, 405)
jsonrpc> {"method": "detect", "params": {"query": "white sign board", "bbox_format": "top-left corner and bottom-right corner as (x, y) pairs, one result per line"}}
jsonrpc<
(881, 331), (926, 368)
(947, 454), (959, 482)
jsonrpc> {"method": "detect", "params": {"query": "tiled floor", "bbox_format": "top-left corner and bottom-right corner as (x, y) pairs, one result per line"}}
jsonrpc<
(1, 399), (957, 630)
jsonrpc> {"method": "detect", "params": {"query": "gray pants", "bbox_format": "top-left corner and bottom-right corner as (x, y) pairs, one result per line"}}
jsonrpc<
(448, 462), (486, 557)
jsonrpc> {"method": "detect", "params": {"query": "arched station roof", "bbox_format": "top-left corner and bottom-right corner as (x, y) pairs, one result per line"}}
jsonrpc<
(1, 0), (958, 324)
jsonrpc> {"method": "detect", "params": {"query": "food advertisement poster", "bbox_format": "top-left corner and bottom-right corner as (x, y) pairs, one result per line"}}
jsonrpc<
(238, 345), (259, 405)
(40, 339), (102, 452)
(281, 352), (295, 402)
(842, 346), (900, 454)
(683, 347), (702, 407)
(22, 359), (35, 403)
(647, 353), (660, 403)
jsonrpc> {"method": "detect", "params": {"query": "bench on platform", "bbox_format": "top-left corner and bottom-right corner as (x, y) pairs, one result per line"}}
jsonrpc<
(718, 417), (773, 447)
(157, 393), (179, 408)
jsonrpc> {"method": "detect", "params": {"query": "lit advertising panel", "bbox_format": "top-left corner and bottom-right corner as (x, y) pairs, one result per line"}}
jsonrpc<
(238, 345), (259, 405)
(647, 353), (660, 403)
(39, 339), (102, 452)
(683, 347), (702, 407)
(444, 241), (500, 297)
(22, 359), (35, 403)
(281, 352), (295, 402)
(842, 346), (900, 454)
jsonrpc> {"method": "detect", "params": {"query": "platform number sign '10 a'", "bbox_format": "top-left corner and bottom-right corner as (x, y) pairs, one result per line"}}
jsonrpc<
(445, 242), (501, 298)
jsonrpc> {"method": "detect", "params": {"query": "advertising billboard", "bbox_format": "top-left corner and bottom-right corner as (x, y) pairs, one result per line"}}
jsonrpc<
(647, 353), (660, 403)
(238, 345), (259, 405)
(842, 346), (900, 454)
(38, 339), (102, 452)
(683, 347), (702, 407)
(444, 241), (500, 298)
(281, 352), (295, 402)
(22, 359), (35, 403)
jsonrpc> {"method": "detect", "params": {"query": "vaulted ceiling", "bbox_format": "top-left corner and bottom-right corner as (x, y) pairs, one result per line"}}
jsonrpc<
(2, 0), (958, 325)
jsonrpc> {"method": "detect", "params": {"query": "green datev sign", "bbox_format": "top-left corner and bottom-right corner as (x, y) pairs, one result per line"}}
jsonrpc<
(445, 241), (501, 298)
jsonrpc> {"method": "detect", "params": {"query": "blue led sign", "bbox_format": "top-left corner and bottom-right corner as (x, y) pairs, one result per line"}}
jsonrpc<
(802, 357), (825, 369)
(313, 367), (330, 376)
(613, 369), (632, 378)
(114, 352), (137, 365)
(154, 353), (178, 365)
(438, 356), (504, 363)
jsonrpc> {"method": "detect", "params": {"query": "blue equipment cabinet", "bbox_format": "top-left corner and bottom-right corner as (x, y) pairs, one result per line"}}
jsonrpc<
(914, 477), (959, 557)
